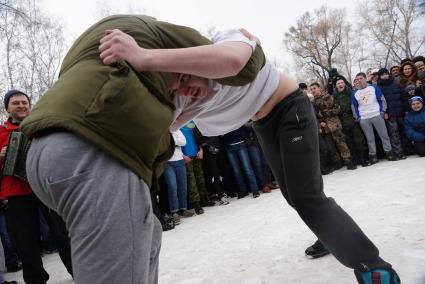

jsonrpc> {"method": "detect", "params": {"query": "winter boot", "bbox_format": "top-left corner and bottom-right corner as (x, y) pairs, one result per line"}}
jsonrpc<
(179, 209), (195, 217)
(354, 267), (400, 284)
(358, 150), (371, 167)
(345, 159), (357, 170)
(369, 155), (378, 165)
(385, 151), (398, 161)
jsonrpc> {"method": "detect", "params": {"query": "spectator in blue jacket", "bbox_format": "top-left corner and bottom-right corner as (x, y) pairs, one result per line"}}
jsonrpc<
(404, 96), (425, 156)
(377, 68), (408, 159)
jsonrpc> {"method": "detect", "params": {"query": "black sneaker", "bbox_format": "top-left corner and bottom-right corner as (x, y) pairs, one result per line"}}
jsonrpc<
(398, 154), (406, 160)
(195, 207), (204, 215)
(385, 151), (398, 161)
(161, 220), (175, 231)
(179, 209), (195, 217)
(253, 192), (260, 198)
(305, 240), (330, 259)
(171, 213), (181, 225)
(237, 192), (248, 199)
(191, 202), (204, 215)
(369, 155), (378, 165)
(201, 199), (215, 207)
(345, 160), (357, 170)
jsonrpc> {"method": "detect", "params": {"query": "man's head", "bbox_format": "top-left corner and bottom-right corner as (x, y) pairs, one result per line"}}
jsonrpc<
(378, 68), (390, 80)
(354, 72), (368, 89)
(415, 61), (425, 73)
(390, 66), (400, 77)
(169, 73), (209, 100)
(3, 90), (31, 121)
(335, 78), (346, 92)
(409, 96), (423, 112)
(309, 82), (321, 97)
(299, 82), (308, 94)
(369, 68), (379, 83)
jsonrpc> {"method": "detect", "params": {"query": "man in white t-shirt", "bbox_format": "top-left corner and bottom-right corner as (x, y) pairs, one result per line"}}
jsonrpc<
(99, 26), (400, 284)
(352, 72), (396, 163)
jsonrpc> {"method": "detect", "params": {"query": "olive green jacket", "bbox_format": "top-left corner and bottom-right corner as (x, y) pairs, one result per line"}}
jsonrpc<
(21, 15), (265, 188)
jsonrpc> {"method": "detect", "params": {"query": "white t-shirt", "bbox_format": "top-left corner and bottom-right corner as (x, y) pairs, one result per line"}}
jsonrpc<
(353, 86), (381, 120)
(170, 30), (281, 136)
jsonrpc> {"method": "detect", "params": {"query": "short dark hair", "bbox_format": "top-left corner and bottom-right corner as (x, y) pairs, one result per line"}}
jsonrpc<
(298, 83), (308, 89)
(355, 72), (366, 78)
(390, 65), (400, 72)
(309, 82), (320, 88)
(412, 55), (425, 64)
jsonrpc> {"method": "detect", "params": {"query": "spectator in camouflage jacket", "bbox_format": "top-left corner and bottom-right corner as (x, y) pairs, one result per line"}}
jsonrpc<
(310, 82), (356, 170)
(333, 78), (369, 166)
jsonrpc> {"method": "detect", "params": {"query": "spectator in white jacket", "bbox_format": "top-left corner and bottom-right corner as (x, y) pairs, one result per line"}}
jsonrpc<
(163, 130), (194, 224)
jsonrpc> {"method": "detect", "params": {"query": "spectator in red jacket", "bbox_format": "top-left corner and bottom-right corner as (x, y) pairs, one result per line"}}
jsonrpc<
(0, 90), (73, 284)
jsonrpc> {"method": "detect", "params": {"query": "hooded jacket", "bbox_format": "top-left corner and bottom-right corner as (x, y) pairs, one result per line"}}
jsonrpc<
(377, 77), (405, 117)
(404, 107), (425, 142)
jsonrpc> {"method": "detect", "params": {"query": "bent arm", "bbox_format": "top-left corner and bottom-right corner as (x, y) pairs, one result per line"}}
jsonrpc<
(99, 29), (252, 79)
(141, 42), (252, 78)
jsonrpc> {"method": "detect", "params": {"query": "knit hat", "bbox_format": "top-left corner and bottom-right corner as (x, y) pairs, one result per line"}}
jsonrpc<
(3, 90), (30, 111)
(377, 68), (389, 77)
(409, 96), (423, 104)
(405, 84), (417, 94)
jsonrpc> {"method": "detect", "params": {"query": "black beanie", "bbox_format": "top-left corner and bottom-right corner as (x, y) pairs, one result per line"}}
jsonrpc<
(3, 90), (30, 111)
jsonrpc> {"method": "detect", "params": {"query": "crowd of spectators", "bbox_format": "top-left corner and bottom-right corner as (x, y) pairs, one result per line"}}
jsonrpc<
(153, 121), (279, 230)
(299, 55), (425, 176)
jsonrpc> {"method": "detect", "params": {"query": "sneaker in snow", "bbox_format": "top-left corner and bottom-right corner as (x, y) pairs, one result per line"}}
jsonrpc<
(305, 240), (330, 259)
(171, 213), (181, 225)
(179, 209), (195, 217)
(217, 194), (230, 205)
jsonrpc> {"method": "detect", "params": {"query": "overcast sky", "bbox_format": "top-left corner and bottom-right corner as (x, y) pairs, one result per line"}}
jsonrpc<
(41, 0), (358, 68)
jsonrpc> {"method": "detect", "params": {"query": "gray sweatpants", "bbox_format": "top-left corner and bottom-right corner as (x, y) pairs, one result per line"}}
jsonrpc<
(26, 132), (162, 284)
(359, 115), (392, 156)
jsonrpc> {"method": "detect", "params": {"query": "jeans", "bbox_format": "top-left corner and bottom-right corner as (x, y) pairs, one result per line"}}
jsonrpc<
(226, 143), (258, 193)
(247, 144), (269, 188)
(163, 160), (188, 213)
(0, 212), (18, 267)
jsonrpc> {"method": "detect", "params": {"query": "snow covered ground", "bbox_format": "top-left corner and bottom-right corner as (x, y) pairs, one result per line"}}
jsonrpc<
(5, 156), (425, 283)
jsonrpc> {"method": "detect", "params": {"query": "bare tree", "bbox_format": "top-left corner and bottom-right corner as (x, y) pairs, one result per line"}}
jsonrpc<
(357, 0), (425, 63)
(0, 0), (66, 119)
(283, 5), (350, 86)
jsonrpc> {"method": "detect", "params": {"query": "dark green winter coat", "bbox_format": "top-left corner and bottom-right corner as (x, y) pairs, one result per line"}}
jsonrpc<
(333, 86), (356, 128)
